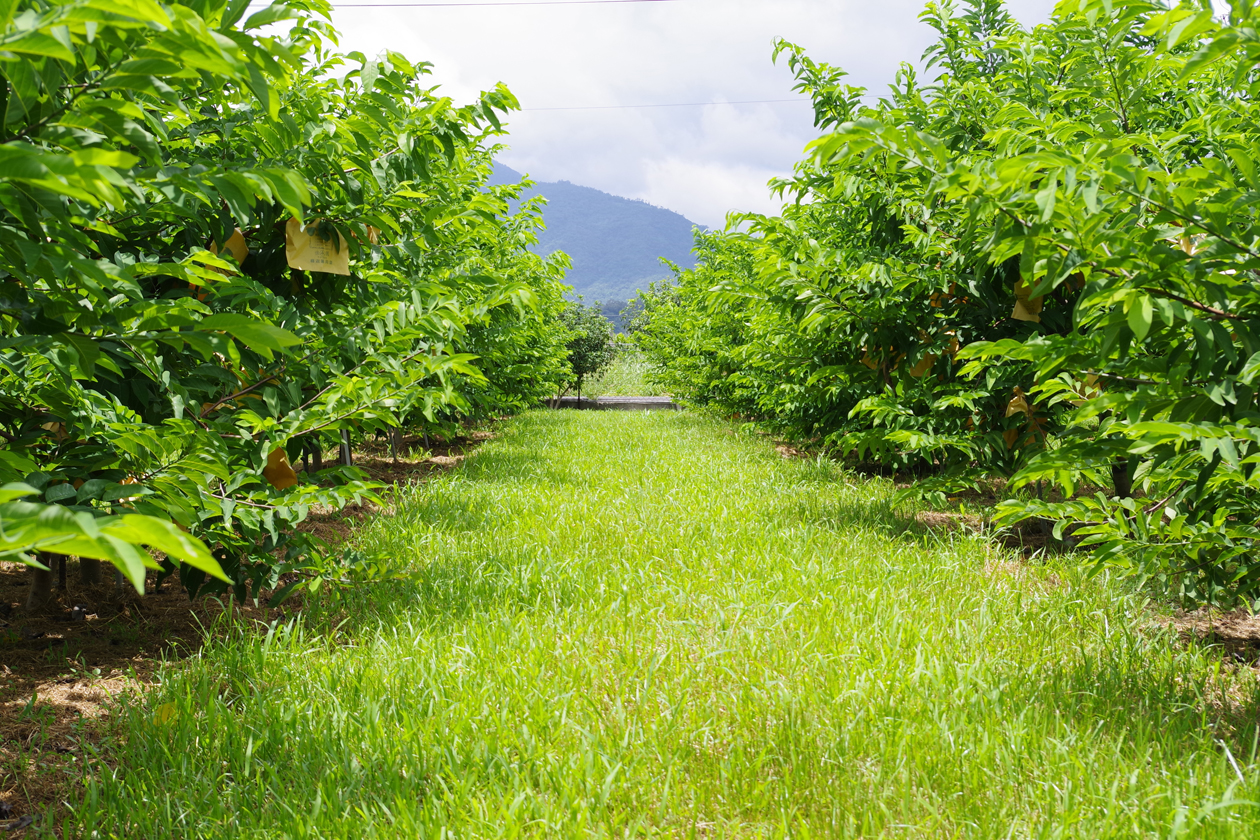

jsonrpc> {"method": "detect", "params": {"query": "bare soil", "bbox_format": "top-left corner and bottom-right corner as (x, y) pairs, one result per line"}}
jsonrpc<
(0, 430), (492, 833)
(1166, 608), (1260, 663)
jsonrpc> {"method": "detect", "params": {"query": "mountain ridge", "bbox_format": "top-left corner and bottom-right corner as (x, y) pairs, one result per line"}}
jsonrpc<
(489, 162), (701, 305)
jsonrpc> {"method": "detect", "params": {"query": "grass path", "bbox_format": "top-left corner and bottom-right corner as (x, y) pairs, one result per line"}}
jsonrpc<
(74, 411), (1260, 838)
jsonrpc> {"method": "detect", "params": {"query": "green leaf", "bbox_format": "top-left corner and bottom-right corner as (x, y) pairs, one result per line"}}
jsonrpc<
(0, 31), (76, 62)
(265, 168), (309, 218)
(361, 59), (380, 93)
(0, 0), (18, 32)
(103, 515), (229, 582)
(45, 483), (77, 503)
(71, 148), (140, 168)
(0, 482), (37, 504)
(60, 332), (99, 377)
(197, 313), (301, 361)
(219, 0), (254, 28)
(1127, 295), (1154, 341)
(82, 0), (172, 27)
(1239, 351), (1260, 385)
(267, 579), (302, 607)
(76, 478), (112, 502)
(245, 62), (280, 122)
(243, 2), (298, 30)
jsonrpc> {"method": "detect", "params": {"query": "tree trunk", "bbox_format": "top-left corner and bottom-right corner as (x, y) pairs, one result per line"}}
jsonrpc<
(1112, 457), (1133, 499)
(303, 441), (323, 475)
(390, 427), (403, 463)
(80, 557), (102, 586)
(340, 429), (353, 466)
(26, 553), (54, 610)
(55, 554), (67, 590)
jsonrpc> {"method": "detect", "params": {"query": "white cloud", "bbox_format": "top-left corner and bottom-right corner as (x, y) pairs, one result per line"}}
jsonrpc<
(641, 157), (786, 223)
(327, 0), (1060, 227)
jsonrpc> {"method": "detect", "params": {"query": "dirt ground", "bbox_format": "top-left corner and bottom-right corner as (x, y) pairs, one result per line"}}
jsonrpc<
(0, 430), (492, 833)
(1166, 608), (1260, 664)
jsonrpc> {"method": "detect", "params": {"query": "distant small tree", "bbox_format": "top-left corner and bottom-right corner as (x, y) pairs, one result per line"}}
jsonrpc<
(618, 297), (646, 333)
(599, 299), (627, 333)
(560, 301), (617, 403)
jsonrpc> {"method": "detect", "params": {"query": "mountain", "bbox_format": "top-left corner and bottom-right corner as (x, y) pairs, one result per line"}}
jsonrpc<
(489, 163), (701, 306)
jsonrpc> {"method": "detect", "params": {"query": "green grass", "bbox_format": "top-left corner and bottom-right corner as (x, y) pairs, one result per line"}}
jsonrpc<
(584, 350), (668, 397)
(69, 411), (1260, 838)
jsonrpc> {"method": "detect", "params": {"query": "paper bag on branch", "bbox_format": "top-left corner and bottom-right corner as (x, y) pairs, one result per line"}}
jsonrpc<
(1012, 279), (1043, 323)
(285, 218), (351, 275)
(263, 447), (299, 491)
(211, 228), (248, 264)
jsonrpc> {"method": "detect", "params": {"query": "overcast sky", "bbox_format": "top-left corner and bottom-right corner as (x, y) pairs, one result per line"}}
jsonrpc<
(325, 0), (1060, 227)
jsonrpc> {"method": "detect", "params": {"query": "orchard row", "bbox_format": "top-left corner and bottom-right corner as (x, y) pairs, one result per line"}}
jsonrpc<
(0, 0), (579, 602)
(634, 0), (1260, 606)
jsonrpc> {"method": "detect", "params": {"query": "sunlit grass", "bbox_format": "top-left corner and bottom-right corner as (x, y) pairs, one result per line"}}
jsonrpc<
(584, 349), (667, 397)
(69, 411), (1260, 838)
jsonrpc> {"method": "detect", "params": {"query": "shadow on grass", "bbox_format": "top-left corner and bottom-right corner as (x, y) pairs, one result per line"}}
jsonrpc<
(782, 474), (1260, 759)
(782, 472), (1071, 557)
(337, 544), (586, 635)
(1010, 636), (1260, 759)
(330, 432), (588, 633)
(454, 437), (579, 489)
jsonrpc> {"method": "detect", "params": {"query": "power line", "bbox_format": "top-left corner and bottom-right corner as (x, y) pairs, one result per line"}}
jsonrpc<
(248, 1), (800, 114)
(521, 98), (809, 111)
(243, 3), (805, 112)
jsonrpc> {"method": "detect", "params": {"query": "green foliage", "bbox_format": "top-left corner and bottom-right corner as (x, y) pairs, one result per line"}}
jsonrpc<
(559, 299), (616, 399)
(581, 342), (666, 398)
(0, 0), (570, 598)
(637, 0), (1260, 606)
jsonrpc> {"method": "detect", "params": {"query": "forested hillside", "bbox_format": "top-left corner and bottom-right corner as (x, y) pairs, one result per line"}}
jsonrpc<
(489, 163), (700, 307)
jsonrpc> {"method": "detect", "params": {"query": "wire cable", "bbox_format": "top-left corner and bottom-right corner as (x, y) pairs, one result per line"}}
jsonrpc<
(520, 98), (809, 111)
(249, 0), (801, 115)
